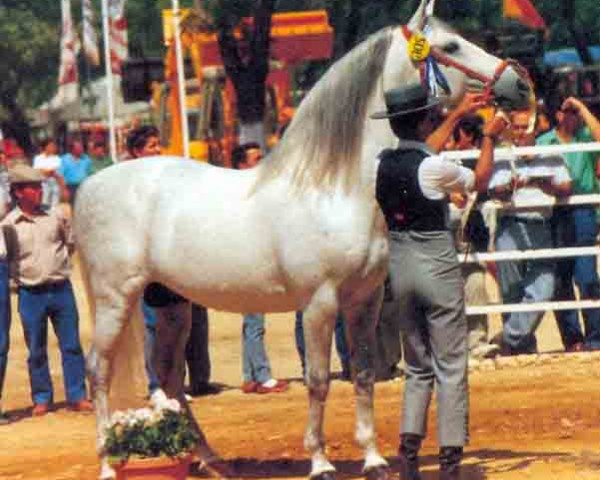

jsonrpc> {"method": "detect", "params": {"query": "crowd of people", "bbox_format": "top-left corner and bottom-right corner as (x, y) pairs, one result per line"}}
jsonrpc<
(0, 85), (599, 480)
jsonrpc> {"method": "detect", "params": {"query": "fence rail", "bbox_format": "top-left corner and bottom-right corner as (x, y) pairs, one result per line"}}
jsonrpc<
(456, 141), (600, 316)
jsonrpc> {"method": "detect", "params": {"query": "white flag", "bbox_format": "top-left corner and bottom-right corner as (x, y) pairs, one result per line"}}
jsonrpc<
(83, 0), (100, 65)
(51, 0), (79, 108)
(109, 0), (128, 75)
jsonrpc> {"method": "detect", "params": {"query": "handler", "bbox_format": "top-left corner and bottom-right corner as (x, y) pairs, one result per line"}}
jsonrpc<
(371, 83), (507, 480)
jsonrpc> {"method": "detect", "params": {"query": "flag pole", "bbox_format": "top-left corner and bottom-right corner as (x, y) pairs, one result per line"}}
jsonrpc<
(101, 0), (118, 163)
(172, 0), (190, 158)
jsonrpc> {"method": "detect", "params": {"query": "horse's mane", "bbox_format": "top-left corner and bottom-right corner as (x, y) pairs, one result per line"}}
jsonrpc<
(256, 27), (394, 192)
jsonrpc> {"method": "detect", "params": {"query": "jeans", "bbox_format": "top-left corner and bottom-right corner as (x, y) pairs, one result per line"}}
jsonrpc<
(294, 311), (350, 376)
(552, 207), (600, 349)
(142, 301), (160, 395)
(496, 217), (556, 354)
(242, 313), (272, 384)
(17, 280), (87, 405)
(0, 261), (11, 400)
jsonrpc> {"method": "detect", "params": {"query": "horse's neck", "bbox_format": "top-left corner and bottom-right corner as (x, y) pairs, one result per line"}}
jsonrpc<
(358, 51), (417, 192)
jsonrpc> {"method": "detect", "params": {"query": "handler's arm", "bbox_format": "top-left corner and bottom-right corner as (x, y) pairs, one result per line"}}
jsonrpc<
(473, 114), (509, 192)
(426, 93), (487, 153)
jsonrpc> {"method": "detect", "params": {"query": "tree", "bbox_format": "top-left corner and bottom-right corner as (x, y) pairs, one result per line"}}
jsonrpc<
(0, 3), (60, 153)
(197, 0), (275, 148)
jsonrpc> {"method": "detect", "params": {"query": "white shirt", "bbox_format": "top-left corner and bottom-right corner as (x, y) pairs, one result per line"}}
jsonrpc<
(33, 153), (61, 171)
(488, 154), (571, 220)
(401, 141), (476, 199)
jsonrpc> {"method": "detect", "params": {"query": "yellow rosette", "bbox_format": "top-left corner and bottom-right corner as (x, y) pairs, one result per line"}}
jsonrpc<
(408, 32), (431, 62)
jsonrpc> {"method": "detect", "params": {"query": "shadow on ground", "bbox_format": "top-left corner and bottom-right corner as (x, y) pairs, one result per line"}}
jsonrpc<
(190, 448), (571, 478)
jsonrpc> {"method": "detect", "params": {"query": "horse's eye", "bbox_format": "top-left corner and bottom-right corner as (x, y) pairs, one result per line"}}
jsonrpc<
(441, 42), (460, 54)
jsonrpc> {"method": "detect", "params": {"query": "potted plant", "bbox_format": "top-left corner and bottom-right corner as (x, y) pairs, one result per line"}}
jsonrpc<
(103, 398), (199, 480)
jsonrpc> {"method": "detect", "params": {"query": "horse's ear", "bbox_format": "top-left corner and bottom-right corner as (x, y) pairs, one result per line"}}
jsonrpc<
(407, 0), (436, 31)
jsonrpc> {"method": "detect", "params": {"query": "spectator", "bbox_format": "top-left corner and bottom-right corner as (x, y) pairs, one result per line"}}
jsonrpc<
(488, 110), (572, 355)
(59, 138), (92, 202)
(2, 164), (92, 416)
(32, 138), (68, 208)
(0, 147), (11, 424)
(371, 84), (507, 480)
(447, 115), (500, 360)
(88, 139), (113, 175)
(294, 311), (350, 381)
(232, 143), (288, 394)
(126, 125), (219, 397)
(538, 96), (600, 351)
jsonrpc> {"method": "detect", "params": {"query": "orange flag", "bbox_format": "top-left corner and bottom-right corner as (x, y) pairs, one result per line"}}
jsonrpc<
(503, 0), (547, 30)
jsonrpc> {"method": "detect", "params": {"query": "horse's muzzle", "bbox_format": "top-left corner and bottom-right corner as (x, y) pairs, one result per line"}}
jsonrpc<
(492, 65), (532, 110)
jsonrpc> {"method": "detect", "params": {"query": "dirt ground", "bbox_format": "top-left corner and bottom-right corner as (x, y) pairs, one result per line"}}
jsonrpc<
(1, 259), (600, 480)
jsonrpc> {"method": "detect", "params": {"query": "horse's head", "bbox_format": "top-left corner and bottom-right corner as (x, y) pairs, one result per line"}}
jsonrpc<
(386, 0), (532, 110)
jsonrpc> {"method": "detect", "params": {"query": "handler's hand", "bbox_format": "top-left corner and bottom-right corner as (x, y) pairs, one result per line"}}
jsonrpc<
(455, 92), (487, 117)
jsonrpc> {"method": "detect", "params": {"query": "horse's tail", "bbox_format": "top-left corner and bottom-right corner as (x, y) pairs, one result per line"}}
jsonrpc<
(77, 251), (146, 409)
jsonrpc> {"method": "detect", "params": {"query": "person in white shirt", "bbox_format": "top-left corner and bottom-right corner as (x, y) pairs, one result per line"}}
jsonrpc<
(372, 84), (507, 480)
(488, 110), (572, 355)
(32, 138), (68, 208)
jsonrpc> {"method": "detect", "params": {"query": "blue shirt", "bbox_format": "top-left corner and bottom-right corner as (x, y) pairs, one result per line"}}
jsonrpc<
(59, 153), (92, 186)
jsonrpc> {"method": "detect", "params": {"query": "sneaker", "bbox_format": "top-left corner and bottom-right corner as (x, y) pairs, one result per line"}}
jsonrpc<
(256, 379), (288, 394)
(32, 403), (50, 417)
(68, 399), (94, 412)
(241, 381), (259, 394)
(0, 411), (11, 425)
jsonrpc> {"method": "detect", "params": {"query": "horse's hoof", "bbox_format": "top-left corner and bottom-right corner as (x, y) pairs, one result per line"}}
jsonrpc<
(364, 465), (392, 480)
(310, 472), (336, 480)
(98, 464), (116, 480)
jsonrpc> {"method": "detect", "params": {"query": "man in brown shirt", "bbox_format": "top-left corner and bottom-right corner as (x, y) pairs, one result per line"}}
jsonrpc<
(2, 164), (92, 416)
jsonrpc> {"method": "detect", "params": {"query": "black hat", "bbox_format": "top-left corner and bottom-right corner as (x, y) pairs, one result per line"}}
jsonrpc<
(371, 84), (440, 119)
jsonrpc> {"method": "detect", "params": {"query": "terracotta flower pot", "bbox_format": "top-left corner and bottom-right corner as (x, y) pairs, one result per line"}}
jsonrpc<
(113, 455), (192, 480)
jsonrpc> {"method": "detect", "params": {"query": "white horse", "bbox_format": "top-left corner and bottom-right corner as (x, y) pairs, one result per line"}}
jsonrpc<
(74, 1), (530, 479)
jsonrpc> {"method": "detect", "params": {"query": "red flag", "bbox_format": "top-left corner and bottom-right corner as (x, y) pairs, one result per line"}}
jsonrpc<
(109, 0), (128, 75)
(503, 0), (547, 30)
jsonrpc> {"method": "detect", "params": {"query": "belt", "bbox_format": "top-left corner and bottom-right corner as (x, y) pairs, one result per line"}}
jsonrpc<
(19, 279), (69, 293)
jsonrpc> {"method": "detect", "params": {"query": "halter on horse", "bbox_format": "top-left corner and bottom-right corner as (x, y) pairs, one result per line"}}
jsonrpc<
(74, 1), (531, 479)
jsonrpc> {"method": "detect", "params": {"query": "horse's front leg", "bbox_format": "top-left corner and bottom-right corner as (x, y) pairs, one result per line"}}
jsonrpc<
(343, 286), (390, 480)
(87, 304), (127, 480)
(153, 302), (229, 478)
(303, 284), (338, 479)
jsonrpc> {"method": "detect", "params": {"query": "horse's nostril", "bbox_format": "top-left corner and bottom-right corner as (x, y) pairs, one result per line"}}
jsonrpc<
(517, 78), (529, 91)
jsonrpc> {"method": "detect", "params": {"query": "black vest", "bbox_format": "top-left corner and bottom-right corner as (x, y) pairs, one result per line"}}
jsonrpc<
(376, 147), (448, 232)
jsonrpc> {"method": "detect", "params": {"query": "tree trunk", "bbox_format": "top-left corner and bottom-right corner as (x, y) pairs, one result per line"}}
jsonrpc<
(216, 0), (275, 147)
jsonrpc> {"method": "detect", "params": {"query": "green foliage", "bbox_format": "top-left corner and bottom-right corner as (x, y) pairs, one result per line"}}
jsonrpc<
(103, 405), (199, 462)
(0, 5), (60, 111)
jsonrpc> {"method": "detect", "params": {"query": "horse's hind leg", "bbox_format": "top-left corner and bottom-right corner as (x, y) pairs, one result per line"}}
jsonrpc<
(87, 301), (131, 480)
(303, 284), (338, 479)
(153, 302), (228, 477)
(343, 287), (390, 480)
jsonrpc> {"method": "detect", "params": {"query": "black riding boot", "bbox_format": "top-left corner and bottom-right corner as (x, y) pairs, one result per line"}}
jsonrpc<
(439, 446), (463, 480)
(398, 433), (422, 480)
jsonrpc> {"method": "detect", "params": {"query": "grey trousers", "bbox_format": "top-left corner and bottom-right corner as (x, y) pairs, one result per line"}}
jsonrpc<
(388, 230), (469, 447)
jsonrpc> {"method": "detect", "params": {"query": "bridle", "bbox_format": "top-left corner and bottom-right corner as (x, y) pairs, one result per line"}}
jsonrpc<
(401, 25), (532, 103)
